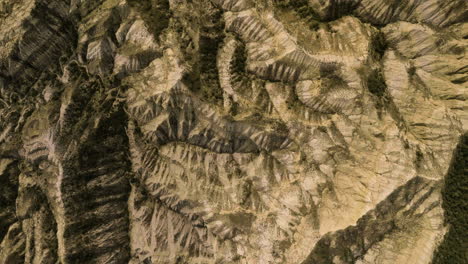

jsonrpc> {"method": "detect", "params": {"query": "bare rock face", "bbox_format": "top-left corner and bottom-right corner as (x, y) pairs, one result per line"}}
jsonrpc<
(0, 0), (466, 263)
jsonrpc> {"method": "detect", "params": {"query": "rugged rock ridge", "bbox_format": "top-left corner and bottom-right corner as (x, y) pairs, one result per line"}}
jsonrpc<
(0, 0), (75, 85)
(0, 0), (466, 263)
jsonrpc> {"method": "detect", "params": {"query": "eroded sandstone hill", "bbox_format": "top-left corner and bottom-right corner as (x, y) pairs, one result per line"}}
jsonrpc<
(0, 0), (466, 263)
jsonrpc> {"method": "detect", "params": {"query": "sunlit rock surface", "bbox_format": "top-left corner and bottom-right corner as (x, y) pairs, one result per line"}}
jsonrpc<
(0, 0), (466, 263)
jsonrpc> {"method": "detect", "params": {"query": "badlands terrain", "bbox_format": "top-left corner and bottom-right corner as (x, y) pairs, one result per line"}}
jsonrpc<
(0, 0), (466, 263)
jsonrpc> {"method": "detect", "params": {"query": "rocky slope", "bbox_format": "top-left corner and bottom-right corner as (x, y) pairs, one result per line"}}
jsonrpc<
(0, 0), (466, 263)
